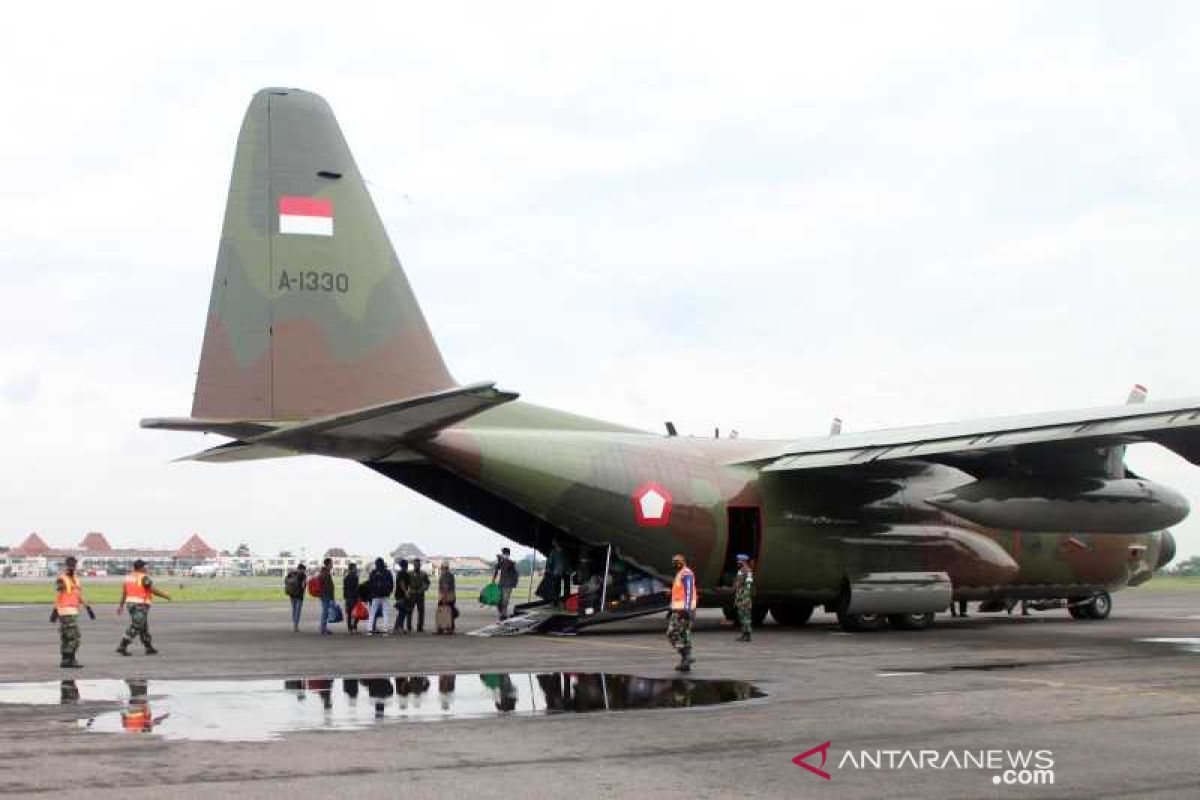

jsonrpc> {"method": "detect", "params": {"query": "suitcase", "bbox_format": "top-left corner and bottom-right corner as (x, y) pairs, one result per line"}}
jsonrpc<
(436, 603), (454, 631)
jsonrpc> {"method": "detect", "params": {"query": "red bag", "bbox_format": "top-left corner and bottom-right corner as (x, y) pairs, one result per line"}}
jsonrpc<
(307, 575), (323, 598)
(352, 600), (369, 621)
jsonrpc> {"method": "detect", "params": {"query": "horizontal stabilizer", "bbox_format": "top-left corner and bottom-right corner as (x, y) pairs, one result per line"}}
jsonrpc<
(176, 442), (299, 463)
(248, 381), (518, 460)
(139, 419), (280, 438)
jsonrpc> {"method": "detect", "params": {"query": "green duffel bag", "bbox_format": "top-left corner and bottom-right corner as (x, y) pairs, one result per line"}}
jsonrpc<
(479, 582), (502, 607)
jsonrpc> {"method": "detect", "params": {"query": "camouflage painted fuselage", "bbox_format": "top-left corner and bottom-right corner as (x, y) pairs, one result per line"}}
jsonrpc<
(373, 401), (1172, 608)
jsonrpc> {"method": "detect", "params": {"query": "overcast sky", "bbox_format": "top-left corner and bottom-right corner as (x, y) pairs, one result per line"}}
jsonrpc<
(2, 2), (1198, 563)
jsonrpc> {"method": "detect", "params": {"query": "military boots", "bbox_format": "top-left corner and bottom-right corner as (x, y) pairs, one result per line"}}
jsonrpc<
(677, 647), (694, 672)
(116, 639), (132, 656)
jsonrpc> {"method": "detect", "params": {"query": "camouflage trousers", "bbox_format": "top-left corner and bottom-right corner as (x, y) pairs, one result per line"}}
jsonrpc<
(736, 599), (753, 634)
(124, 604), (153, 648)
(666, 611), (693, 651)
(59, 614), (81, 655)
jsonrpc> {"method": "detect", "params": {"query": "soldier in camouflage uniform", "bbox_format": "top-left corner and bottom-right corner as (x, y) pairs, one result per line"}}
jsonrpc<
(667, 553), (697, 671)
(732, 554), (755, 642)
(53, 557), (92, 669)
(116, 559), (171, 656)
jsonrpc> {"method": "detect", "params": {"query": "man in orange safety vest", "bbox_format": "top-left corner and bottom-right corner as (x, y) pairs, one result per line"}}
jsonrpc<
(54, 556), (93, 668)
(116, 559), (171, 656)
(667, 553), (698, 672)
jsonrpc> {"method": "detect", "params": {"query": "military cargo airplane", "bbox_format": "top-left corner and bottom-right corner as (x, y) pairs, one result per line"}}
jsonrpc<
(144, 88), (1197, 632)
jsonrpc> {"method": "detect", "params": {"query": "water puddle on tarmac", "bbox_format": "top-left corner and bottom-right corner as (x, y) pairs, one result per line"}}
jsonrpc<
(0, 673), (765, 742)
(1138, 638), (1200, 655)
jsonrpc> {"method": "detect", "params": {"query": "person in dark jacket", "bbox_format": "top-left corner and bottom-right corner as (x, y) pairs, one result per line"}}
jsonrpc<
(392, 559), (411, 634)
(367, 558), (393, 635)
(284, 562), (307, 632)
(409, 558), (430, 632)
(318, 558), (336, 635)
(492, 547), (520, 621)
(343, 563), (361, 634)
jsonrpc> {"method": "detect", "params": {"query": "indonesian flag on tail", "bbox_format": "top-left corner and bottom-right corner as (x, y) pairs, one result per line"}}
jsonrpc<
(278, 196), (334, 236)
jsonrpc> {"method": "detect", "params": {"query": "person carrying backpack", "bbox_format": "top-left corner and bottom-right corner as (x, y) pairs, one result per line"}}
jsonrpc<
(366, 558), (393, 635)
(284, 563), (307, 632)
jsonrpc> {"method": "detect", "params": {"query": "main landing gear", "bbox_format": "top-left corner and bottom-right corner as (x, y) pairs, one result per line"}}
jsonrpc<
(1067, 591), (1112, 620)
(835, 611), (936, 632)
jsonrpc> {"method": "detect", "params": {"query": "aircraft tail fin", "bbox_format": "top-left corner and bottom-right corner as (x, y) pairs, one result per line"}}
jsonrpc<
(191, 87), (455, 422)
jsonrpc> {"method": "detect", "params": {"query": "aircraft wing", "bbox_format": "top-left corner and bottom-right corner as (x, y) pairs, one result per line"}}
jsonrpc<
(732, 397), (1200, 474)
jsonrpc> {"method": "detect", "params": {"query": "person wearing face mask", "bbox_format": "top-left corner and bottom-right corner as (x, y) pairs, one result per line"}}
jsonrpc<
(667, 553), (698, 672)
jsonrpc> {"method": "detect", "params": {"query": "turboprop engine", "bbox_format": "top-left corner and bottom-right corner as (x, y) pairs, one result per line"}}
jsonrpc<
(926, 477), (1189, 534)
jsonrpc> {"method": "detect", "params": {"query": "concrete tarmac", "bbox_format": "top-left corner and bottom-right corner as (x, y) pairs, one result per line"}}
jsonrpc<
(0, 590), (1198, 799)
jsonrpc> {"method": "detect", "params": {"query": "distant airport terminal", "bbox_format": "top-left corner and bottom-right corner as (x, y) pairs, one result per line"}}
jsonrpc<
(0, 533), (493, 578)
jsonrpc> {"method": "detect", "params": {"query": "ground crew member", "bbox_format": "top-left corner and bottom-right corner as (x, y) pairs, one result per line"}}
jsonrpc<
(667, 553), (698, 671)
(116, 559), (171, 656)
(53, 556), (93, 668)
(732, 554), (755, 642)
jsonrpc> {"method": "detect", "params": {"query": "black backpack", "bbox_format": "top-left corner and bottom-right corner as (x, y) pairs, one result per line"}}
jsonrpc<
(284, 571), (305, 598)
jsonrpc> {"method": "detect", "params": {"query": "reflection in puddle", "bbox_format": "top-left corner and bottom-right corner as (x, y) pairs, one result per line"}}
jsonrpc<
(0, 673), (764, 742)
(1138, 637), (1200, 655)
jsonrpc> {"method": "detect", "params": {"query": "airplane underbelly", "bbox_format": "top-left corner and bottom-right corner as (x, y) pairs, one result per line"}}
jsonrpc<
(755, 523), (1020, 596)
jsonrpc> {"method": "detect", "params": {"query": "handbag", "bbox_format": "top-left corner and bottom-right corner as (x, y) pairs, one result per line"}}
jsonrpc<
(479, 582), (501, 606)
(352, 600), (369, 621)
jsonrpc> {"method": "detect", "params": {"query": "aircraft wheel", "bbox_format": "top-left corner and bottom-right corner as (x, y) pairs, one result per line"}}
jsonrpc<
(1085, 591), (1112, 620)
(770, 602), (815, 627)
(836, 611), (886, 632)
(887, 612), (935, 631)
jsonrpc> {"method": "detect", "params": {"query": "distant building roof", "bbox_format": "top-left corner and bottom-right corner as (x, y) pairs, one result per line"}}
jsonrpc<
(78, 532), (114, 552)
(390, 542), (427, 560)
(12, 533), (51, 557)
(324, 547), (348, 558)
(175, 534), (217, 560)
(428, 556), (493, 571)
